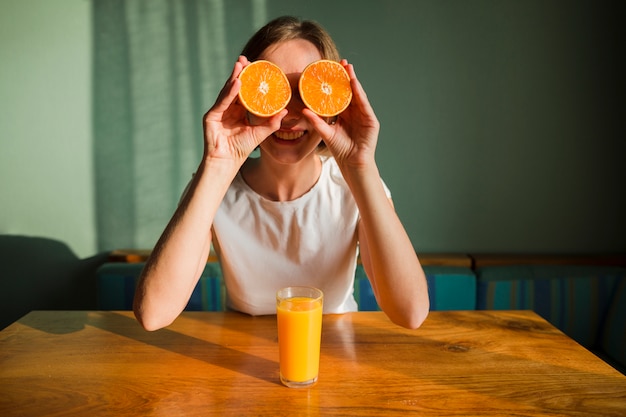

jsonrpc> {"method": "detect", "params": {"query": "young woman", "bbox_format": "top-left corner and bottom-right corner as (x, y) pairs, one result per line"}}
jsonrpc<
(133, 16), (429, 331)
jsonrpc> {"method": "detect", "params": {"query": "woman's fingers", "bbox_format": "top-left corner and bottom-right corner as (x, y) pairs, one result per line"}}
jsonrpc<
(302, 108), (335, 139)
(208, 57), (249, 117)
(346, 64), (373, 115)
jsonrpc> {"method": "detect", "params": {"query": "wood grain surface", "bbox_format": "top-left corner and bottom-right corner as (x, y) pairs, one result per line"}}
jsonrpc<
(1, 310), (625, 416)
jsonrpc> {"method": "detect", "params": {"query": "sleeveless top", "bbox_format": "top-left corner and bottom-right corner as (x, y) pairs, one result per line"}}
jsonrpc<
(212, 156), (390, 315)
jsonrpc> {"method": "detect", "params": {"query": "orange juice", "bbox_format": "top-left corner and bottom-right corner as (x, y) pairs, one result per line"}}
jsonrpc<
(276, 288), (323, 388)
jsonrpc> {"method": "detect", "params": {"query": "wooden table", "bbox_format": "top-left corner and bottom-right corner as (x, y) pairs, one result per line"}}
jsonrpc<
(1, 311), (625, 416)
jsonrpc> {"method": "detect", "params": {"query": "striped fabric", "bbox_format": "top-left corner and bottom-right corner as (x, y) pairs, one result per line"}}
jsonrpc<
(424, 266), (477, 311)
(184, 263), (225, 311)
(353, 265), (476, 311)
(97, 262), (225, 311)
(98, 262), (477, 313)
(353, 264), (380, 311)
(600, 278), (626, 371)
(476, 265), (626, 348)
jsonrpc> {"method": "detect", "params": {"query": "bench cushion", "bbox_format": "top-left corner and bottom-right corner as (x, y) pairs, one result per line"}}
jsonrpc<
(97, 262), (225, 311)
(600, 278), (626, 372)
(98, 262), (476, 313)
(476, 265), (625, 348)
(355, 265), (476, 311)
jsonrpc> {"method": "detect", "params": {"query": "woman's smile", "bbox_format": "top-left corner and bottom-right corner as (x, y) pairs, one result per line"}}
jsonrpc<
(273, 130), (306, 141)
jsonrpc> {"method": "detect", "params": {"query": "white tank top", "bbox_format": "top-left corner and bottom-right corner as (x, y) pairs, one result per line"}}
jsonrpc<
(213, 156), (390, 315)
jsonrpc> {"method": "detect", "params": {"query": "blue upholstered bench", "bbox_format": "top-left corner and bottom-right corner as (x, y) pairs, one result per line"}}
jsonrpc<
(475, 263), (626, 374)
(97, 262), (477, 312)
(97, 262), (225, 311)
(475, 265), (626, 348)
(354, 265), (476, 311)
(600, 277), (626, 374)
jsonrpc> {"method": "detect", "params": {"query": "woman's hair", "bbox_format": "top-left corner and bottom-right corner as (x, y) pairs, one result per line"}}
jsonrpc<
(241, 16), (340, 62)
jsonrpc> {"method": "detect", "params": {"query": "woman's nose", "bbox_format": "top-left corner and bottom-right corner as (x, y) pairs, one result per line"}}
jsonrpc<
(283, 88), (305, 119)
(285, 74), (306, 112)
(287, 95), (305, 112)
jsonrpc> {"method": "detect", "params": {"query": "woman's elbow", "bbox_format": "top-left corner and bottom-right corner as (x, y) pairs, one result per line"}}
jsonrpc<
(133, 299), (175, 332)
(406, 304), (429, 329)
(387, 299), (430, 330)
(396, 309), (428, 330)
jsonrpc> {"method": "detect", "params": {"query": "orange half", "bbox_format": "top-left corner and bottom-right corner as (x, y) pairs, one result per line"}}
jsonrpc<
(299, 60), (352, 117)
(238, 60), (291, 117)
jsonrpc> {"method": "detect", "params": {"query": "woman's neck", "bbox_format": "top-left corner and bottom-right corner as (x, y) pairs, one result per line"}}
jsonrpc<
(241, 153), (322, 202)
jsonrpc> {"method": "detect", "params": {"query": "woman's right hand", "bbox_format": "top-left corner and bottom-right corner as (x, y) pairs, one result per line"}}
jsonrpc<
(202, 56), (287, 166)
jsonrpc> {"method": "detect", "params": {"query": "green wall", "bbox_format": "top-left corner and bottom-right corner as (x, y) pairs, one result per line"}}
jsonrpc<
(1, 0), (624, 259)
(1, 0), (95, 258)
(265, 0), (625, 253)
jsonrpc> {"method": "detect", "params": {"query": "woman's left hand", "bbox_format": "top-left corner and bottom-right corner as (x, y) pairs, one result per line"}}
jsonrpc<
(302, 60), (380, 170)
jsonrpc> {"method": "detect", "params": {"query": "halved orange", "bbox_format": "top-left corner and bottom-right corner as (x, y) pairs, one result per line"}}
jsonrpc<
(298, 60), (352, 117)
(238, 60), (292, 117)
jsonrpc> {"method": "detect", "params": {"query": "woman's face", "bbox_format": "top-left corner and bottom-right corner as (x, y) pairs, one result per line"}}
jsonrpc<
(256, 39), (323, 165)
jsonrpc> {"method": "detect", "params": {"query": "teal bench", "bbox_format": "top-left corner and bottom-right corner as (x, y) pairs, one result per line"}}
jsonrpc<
(97, 262), (225, 311)
(475, 264), (626, 373)
(97, 262), (477, 312)
(354, 264), (476, 311)
(600, 277), (626, 374)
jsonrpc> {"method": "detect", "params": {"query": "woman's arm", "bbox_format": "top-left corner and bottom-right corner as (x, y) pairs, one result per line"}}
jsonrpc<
(133, 158), (237, 331)
(133, 57), (286, 331)
(347, 164), (429, 329)
(303, 62), (429, 329)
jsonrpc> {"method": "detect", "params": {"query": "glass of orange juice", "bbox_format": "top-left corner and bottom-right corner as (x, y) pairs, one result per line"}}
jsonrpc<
(276, 286), (324, 388)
